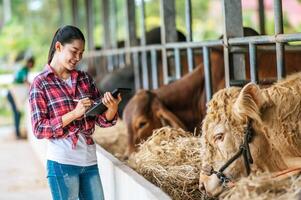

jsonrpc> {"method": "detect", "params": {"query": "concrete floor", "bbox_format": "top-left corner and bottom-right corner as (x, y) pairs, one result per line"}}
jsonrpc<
(0, 126), (51, 200)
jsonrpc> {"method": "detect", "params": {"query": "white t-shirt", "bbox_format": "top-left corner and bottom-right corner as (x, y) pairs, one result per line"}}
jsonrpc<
(46, 76), (97, 166)
(47, 134), (97, 166)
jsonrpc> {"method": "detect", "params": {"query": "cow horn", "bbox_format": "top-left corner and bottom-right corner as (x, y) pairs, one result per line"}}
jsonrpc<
(156, 107), (187, 130)
(233, 82), (264, 123)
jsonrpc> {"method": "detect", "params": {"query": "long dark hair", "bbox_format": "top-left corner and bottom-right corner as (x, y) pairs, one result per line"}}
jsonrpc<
(48, 25), (85, 64)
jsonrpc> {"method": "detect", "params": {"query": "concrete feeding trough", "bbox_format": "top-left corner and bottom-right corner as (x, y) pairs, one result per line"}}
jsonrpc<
(25, 102), (171, 200)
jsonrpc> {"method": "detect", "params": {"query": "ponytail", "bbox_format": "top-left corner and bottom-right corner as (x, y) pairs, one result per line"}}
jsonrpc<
(47, 25), (85, 64)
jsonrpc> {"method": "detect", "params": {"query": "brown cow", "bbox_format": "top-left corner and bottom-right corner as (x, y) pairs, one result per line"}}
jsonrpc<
(123, 49), (224, 155)
(123, 47), (301, 155)
(199, 73), (301, 197)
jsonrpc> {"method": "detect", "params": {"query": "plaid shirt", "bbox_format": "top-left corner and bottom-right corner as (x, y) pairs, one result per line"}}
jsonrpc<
(29, 64), (117, 148)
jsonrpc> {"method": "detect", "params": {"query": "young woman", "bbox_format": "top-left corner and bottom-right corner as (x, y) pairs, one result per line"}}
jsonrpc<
(29, 25), (121, 200)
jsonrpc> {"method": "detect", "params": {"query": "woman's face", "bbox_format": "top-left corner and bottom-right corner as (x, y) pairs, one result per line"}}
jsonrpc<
(58, 39), (85, 71)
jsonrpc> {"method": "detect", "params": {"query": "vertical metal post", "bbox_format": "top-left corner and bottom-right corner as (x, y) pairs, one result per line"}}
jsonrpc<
(203, 47), (212, 102)
(160, 0), (177, 84)
(110, 0), (117, 49)
(140, 0), (149, 89)
(133, 52), (141, 90)
(101, 0), (113, 71)
(125, 0), (137, 65)
(125, 0), (137, 47)
(185, 0), (194, 72)
(85, 0), (94, 51)
(174, 48), (181, 79)
(258, 0), (266, 35)
(151, 50), (158, 89)
(71, 0), (79, 26)
(249, 43), (258, 83)
(185, 0), (193, 41)
(274, 0), (285, 79)
(222, 0), (245, 87)
(101, 0), (111, 49)
(57, 0), (64, 25)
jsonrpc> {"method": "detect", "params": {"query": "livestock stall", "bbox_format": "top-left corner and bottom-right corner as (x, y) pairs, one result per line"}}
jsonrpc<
(27, 0), (301, 199)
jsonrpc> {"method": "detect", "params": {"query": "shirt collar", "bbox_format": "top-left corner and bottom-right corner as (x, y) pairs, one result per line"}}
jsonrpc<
(44, 64), (79, 78)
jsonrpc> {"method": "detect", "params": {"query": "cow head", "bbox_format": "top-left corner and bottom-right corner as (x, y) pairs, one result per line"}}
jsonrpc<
(123, 90), (186, 155)
(199, 83), (286, 197)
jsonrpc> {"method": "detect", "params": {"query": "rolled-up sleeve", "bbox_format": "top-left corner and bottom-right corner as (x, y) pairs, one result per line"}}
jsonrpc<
(96, 112), (118, 127)
(29, 81), (65, 139)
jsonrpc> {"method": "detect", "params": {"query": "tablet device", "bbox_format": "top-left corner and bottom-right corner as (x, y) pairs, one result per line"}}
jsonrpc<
(85, 88), (132, 116)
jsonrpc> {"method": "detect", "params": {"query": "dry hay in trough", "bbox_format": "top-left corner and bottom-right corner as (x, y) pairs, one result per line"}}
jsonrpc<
(220, 172), (301, 200)
(127, 127), (206, 200)
(92, 119), (301, 200)
(92, 119), (127, 160)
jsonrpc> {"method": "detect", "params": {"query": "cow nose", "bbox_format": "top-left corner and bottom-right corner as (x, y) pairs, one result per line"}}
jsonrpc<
(202, 164), (214, 176)
(199, 182), (206, 193)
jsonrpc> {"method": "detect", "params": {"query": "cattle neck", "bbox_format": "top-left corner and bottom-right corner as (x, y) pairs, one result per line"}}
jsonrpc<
(207, 120), (254, 186)
(155, 65), (203, 106)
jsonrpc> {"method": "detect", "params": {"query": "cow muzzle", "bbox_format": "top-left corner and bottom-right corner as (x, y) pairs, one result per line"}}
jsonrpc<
(199, 164), (236, 197)
(199, 172), (224, 197)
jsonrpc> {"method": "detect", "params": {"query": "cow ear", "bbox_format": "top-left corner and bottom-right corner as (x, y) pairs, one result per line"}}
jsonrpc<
(156, 107), (187, 130)
(233, 82), (265, 123)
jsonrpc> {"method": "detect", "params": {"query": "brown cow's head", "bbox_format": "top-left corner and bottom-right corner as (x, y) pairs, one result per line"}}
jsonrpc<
(123, 90), (186, 155)
(199, 83), (286, 197)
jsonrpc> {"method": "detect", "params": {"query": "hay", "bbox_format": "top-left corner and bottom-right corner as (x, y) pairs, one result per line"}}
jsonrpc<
(92, 120), (301, 200)
(127, 127), (206, 200)
(93, 119), (128, 160)
(220, 172), (301, 200)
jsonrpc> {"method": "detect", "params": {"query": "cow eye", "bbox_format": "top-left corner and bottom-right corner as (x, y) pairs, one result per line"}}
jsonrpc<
(213, 133), (224, 143)
(138, 121), (147, 129)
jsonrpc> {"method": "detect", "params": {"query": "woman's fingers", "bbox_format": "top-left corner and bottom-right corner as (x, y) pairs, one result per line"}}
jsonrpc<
(102, 92), (121, 107)
(78, 98), (93, 110)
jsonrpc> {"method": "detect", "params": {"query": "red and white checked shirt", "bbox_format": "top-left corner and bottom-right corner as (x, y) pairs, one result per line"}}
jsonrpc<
(29, 64), (117, 148)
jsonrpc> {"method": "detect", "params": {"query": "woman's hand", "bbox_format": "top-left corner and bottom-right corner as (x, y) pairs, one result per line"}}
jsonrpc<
(102, 92), (122, 120)
(73, 97), (93, 119)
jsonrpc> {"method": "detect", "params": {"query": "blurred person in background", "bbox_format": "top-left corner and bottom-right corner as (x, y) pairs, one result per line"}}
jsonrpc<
(7, 56), (35, 139)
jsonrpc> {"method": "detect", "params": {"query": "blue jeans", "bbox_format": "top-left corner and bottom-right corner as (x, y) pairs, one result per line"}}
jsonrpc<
(47, 160), (105, 200)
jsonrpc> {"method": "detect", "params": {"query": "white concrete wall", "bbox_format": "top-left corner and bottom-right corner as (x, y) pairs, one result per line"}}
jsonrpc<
(26, 102), (171, 200)
(96, 145), (171, 200)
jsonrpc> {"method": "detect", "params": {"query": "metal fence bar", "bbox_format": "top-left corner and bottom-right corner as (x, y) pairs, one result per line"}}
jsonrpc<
(187, 48), (194, 72)
(249, 43), (258, 83)
(71, 0), (79, 26)
(229, 33), (301, 44)
(141, 51), (149, 89)
(101, 0), (111, 49)
(174, 48), (181, 79)
(274, 0), (285, 79)
(107, 56), (114, 72)
(84, 40), (224, 57)
(151, 50), (159, 89)
(85, 0), (94, 51)
(222, 0), (244, 87)
(119, 53), (125, 68)
(203, 46), (212, 102)
(125, 0), (137, 65)
(258, 0), (266, 35)
(185, 0), (192, 41)
(85, 33), (301, 58)
(132, 52), (141, 90)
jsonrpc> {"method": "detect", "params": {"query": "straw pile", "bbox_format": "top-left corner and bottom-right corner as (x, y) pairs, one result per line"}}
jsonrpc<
(127, 127), (206, 200)
(93, 119), (128, 160)
(220, 173), (301, 200)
